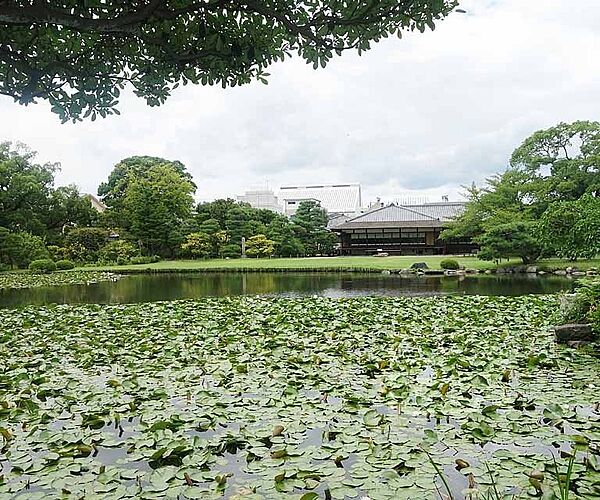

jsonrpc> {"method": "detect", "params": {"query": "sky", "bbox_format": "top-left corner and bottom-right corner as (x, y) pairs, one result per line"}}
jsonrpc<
(2, 0), (600, 206)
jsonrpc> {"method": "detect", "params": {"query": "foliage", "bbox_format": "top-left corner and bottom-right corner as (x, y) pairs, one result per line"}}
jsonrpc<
(64, 227), (109, 262)
(245, 234), (275, 258)
(0, 270), (120, 290)
(28, 258), (57, 274)
(561, 279), (600, 333)
(0, 295), (598, 498)
(0, 142), (97, 241)
(444, 121), (600, 263)
(440, 259), (460, 270)
(0, 142), (57, 235)
(476, 221), (542, 264)
(538, 194), (600, 260)
(55, 259), (75, 270)
(510, 120), (600, 202)
(98, 240), (139, 265)
(129, 255), (161, 265)
(98, 156), (196, 211)
(0, 227), (49, 268)
(123, 164), (195, 256)
(180, 232), (213, 259)
(0, 1), (457, 122)
(292, 200), (337, 256)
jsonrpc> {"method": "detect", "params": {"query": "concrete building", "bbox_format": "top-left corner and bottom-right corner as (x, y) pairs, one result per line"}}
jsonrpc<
(236, 189), (283, 213)
(279, 183), (362, 217)
(333, 201), (476, 256)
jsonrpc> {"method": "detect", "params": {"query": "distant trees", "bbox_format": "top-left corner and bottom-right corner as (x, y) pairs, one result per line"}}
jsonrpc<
(0, 143), (340, 267)
(443, 120), (600, 263)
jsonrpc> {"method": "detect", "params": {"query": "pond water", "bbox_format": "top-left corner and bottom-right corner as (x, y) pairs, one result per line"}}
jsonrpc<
(0, 272), (574, 307)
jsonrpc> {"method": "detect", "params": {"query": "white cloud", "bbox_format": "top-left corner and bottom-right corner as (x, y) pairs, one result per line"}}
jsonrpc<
(1, 0), (599, 206)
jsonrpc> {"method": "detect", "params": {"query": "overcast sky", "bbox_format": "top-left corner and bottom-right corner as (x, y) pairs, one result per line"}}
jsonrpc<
(2, 0), (599, 205)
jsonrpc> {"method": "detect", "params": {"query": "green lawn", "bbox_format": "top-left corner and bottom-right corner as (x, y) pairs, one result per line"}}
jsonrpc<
(81, 255), (600, 273)
(86, 255), (500, 272)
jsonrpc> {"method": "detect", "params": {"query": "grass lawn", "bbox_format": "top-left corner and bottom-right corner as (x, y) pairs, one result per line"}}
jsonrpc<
(83, 255), (600, 273)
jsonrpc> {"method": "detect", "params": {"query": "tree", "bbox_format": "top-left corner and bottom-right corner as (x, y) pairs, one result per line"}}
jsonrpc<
(443, 121), (600, 263)
(510, 120), (600, 205)
(245, 234), (275, 258)
(98, 156), (195, 210)
(475, 221), (542, 264)
(123, 164), (195, 256)
(292, 200), (336, 256)
(0, 228), (49, 269)
(181, 232), (213, 259)
(0, 142), (57, 235)
(0, 1), (457, 122)
(45, 185), (98, 242)
(538, 194), (600, 260)
(64, 227), (109, 262)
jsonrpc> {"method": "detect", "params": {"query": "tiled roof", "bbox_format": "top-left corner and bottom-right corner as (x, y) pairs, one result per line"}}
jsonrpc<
(279, 184), (361, 214)
(335, 202), (465, 229)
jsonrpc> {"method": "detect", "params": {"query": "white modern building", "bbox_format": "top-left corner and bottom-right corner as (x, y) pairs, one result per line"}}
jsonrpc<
(279, 183), (362, 217)
(236, 189), (283, 213)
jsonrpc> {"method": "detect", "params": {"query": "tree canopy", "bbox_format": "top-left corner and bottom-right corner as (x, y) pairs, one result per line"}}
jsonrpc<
(0, 0), (457, 122)
(443, 120), (600, 263)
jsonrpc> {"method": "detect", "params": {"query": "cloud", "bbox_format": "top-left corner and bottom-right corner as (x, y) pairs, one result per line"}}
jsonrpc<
(1, 0), (599, 206)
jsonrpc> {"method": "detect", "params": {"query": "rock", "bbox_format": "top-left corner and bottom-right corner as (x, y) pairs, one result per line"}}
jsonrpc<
(566, 267), (573, 274)
(587, 270), (598, 276)
(381, 270), (391, 275)
(566, 340), (593, 348)
(554, 323), (595, 344)
(445, 270), (458, 276)
(484, 269), (493, 275)
(465, 268), (478, 274)
(525, 266), (538, 274)
(410, 262), (429, 270)
(375, 252), (389, 257)
(554, 270), (567, 276)
(538, 270), (546, 275)
(572, 271), (587, 276)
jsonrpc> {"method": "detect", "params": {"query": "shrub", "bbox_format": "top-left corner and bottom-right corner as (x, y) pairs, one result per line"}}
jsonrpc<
(561, 279), (600, 333)
(29, 259), (57, 274)
(98, 240), (139, 264)
(440, 259), (460, 270)
(55, 259), (75, 270)
(130, 255), (161, 265)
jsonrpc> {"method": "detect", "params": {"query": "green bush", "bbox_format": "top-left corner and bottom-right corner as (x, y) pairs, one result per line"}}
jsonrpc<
(98, 240), (139, 265)
(55, 259), (75, 270)
(561, 279), (600, 333)
(440, 259), (460, 270)
(130, 255), (161, 265)
(29, 259), (57, 274)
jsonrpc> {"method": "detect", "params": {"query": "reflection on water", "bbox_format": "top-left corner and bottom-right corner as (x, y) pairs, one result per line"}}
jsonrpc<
(0, 272), (574, 308)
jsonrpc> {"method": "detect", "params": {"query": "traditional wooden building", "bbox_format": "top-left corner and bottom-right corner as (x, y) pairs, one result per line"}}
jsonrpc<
(333, 202), (476, 256)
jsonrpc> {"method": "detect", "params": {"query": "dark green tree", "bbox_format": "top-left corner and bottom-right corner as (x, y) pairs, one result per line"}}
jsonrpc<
(292, 200), (336, 256)
(475, 221), (542, 264)
(510, 120), (600, 206)
(123, 163), (195, 256)
(0, 1), (457, 122)
(538, 194), (600, 260)
(98, 156), (195, 210)
(0, 142), (57, 235)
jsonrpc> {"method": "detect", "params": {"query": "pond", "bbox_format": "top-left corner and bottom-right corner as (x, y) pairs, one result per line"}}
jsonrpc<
(0, 272), (575, 307)
(1, 296), (598, 499)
